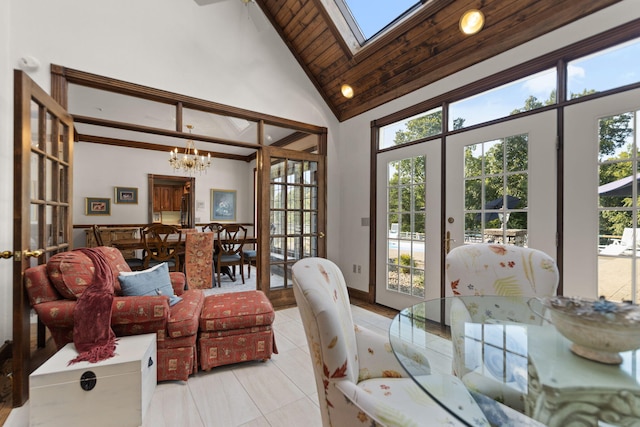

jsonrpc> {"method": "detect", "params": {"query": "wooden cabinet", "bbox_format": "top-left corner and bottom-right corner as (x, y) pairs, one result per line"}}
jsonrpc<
(153, 185), (183, 211)
(172, 186), (183, 211)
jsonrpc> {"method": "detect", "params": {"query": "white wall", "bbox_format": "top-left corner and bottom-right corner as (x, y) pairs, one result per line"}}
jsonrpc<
(72, 142), (254, 247)
(0, 0), (339, 345)
(337, 0), (640, 292)
(0, 0), (13, 344)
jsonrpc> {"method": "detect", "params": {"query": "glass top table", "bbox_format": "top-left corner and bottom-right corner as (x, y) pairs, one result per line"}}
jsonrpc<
(388, 296), (640, 427)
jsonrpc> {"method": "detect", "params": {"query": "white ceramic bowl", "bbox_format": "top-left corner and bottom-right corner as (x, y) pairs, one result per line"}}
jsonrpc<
(540, 296), (640, 364)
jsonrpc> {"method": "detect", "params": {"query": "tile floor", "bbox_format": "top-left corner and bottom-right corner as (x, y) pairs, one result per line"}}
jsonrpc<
(5, 304), (452, 427)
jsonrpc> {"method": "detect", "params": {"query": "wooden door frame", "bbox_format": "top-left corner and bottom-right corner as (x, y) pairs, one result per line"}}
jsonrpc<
(13, 70), (74, 406)
(258, 144), (327, 307)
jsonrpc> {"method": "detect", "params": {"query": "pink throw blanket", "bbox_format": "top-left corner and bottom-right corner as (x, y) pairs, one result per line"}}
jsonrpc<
(68, 248), (117, 365)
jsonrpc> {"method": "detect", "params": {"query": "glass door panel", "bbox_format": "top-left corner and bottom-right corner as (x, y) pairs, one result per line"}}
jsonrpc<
(565, 88), (640, 300)
(260, 146), (325, 306)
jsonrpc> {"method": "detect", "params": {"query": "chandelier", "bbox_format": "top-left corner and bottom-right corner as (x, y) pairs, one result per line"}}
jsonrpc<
(169, 125), (211, 174)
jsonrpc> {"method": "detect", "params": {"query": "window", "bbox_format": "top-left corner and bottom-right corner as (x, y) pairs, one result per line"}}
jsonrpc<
(335, 0), (422, 45)
(568, 37), (640, 100)
(449, 69), (557, 130)
(386, 156), (426, 297)
(379, 107), (442, 149)
(464, 135), (529, 246)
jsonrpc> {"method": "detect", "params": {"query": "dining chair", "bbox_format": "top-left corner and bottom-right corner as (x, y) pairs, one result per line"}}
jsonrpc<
(214, 224), (247, 286)
(184, 231), (214, 289)
(292, 257), (478, 427)
(445, 243), (559, 412)
(201, 222), (221, 233)
(93, 224), (144, 271)
(242, 247), (257, 278)
(141, 223), (183, 271)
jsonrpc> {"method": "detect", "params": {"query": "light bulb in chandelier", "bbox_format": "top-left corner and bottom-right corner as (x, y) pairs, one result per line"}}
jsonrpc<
(168, 125), (212, 174)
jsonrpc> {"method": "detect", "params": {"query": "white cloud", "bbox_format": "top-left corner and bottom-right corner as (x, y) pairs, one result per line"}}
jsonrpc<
(523, 70), (556, 96)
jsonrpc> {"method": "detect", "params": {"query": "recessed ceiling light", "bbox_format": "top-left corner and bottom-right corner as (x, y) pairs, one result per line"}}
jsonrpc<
(341, 84), (354, 99)
(460, 9), (484, 35)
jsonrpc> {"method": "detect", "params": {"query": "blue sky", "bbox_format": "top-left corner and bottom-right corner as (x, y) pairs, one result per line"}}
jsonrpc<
(344, 0), (418, 39)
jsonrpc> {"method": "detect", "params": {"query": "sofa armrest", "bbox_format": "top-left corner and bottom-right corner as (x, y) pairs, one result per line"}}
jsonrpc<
(167, 289), (204, 338)
(111, 296), (169, 326)
(34, 300), (76, 328)
(169, 271), (186, 296)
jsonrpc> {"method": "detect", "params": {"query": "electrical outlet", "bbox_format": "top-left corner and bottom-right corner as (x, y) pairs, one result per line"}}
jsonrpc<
(353, 264), (357, 273)
(357, 265), (361, 274)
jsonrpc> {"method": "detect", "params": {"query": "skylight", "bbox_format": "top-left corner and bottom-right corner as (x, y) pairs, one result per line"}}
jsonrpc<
(336, 0), (422, 44)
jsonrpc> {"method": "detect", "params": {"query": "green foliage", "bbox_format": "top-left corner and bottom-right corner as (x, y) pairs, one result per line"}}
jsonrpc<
(388, 89), (635, 243)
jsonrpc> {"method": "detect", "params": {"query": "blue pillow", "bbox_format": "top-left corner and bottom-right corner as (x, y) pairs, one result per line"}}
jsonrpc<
(118, 263), (182, 306)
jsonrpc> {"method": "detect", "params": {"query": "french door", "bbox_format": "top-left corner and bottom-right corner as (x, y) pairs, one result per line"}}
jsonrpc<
(376, 111), (557, 310)
(11, 70), (74, 406)
(564, 88), (640, 301)
(445, 110), (558, 264)
(259, 145), (326, 307)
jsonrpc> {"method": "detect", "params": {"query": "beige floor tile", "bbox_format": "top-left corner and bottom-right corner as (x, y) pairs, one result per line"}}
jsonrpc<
(143, 381), (204, 427)
(271, 326), (299, 354)
(238, 416), (273, 427)
(272, 318), (308, 348)
(263, 396), (323, 427)
(271, 346), (317, 395)
(188, 368), (263, 427)
(233, 360), (306, 414)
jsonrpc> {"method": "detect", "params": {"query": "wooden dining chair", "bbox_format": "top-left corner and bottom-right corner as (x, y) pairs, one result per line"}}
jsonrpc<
(201, 222), (221, 233)
(213, 224), (247, 286)
(93, 224), (144, 270)
(141, 224), (183, 271)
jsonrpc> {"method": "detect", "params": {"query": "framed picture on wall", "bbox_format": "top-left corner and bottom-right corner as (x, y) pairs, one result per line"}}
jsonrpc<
(211, 189), (236, 221)
(152, 212), (161, 223)
(86, 197), (111, 216)
(115, 187), (138, 204)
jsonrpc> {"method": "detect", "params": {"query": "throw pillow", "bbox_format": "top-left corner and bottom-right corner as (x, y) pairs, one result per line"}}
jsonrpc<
(118, 263), (182, 306)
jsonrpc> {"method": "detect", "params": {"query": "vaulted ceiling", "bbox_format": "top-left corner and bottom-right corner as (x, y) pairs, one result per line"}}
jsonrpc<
(254, 0), (622, 122)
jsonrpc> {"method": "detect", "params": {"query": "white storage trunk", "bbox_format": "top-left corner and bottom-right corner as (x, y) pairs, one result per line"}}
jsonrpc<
(30, 333), (157, 427)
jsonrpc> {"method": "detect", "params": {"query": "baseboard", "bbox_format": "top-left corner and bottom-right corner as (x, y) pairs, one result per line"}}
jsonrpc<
(347, 287), (372, 303)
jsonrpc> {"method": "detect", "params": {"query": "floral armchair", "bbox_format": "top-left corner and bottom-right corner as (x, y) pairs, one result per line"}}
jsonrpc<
(24, 246), (205, 382)
(445, 244), (559, 411)
(292, 257), (474, 427)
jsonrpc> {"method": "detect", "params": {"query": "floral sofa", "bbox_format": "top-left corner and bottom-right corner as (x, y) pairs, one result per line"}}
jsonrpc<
(24, 246), (205, 382)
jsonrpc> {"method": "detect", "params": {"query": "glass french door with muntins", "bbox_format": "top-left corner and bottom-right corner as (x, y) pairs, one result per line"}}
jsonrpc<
(260, 146), (325, 306)
(13, 70), (74, 406)
(564, 88), (640, 301)
(376, 140), (441, 309)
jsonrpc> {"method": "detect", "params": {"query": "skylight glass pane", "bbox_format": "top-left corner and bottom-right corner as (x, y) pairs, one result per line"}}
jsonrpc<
(340, 0), (420, 41)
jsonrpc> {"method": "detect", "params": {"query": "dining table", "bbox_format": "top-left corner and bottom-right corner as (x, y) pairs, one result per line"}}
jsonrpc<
(110, 234), (257, 251)
(389, 296), (640, 427)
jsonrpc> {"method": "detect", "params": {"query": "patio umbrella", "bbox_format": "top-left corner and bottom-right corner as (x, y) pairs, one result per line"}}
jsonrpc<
(476, 195), (521, 222)
(598, 174), (640, 197)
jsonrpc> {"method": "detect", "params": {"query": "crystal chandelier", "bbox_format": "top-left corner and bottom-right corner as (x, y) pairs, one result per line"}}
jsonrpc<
(169, 125), (211, 174)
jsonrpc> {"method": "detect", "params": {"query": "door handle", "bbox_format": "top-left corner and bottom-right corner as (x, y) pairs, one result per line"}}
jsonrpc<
(24, 249), (44, 258)
(6, 249), (44, 261)
(445, 231), (456, 254)
(318, 232), (325, 238)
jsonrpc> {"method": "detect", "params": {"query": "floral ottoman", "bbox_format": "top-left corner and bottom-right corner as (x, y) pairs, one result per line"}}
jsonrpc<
(198, 291), (277, 370)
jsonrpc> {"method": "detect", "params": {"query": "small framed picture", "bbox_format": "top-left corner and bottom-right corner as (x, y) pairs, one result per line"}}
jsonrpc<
(115, 187), (138, 204)
(152, 212), (162, 223)
(86, 197), (111, 216)
(211, 189), (236, 221)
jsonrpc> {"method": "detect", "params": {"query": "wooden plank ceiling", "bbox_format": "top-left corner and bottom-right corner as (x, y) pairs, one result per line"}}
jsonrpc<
(255, 0), (622, 122)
